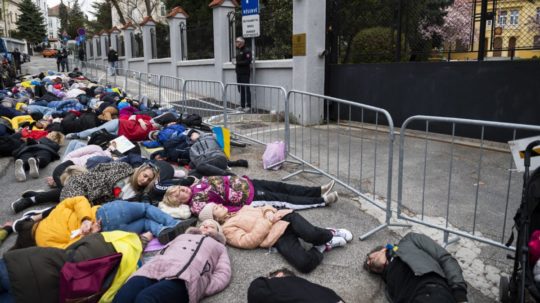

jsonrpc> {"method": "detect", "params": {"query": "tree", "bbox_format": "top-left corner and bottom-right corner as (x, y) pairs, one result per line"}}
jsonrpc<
(87, 1), (113, 34)
(59, 0), (69, 37)
(66, 0), (87, 38)
(15, 0), (47, 44)
(420, 0), (473, 51)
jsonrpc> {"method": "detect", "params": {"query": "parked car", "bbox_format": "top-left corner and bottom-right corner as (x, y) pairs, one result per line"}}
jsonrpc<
(42, 49), (58, 58)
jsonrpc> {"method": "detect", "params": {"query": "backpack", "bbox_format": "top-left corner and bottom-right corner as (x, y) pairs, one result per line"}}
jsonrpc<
(59, 252), (123, 303)
(88, 129), (117, 150)
(179, 113), (202, 127)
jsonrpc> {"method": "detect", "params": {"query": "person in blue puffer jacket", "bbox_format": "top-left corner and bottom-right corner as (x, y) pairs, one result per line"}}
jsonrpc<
(142, 123), (186, 148)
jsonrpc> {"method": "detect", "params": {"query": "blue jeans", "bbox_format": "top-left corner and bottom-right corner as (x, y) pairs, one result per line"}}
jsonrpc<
(96, 201), (178, 236)
(0, 260), (14, 303)
(113, 276), (189, 303)
(77, 119), (119, 139)
(26, 105), (58, 117)
(62, 140), (88, 159)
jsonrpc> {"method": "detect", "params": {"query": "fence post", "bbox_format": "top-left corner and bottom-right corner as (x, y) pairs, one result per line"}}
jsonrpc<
(138, 72), (142, 98)
(477, 0), (489, 61)
(158, 75), (163, 106)
(395, 0), (403, 62)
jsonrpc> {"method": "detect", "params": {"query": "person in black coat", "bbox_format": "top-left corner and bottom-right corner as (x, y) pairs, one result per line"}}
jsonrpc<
(12, 131), (63, 182)
(234, 36), (252, 111)
(247, 268), (344, 303)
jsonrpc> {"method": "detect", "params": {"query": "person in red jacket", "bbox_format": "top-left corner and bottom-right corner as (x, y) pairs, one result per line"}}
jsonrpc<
(65, 115), (158, 141)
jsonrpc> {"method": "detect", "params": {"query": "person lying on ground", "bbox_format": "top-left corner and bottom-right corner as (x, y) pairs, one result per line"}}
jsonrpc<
(13, 131), (64, 182)
(200, 203), (352, 273)
(247, 267), (344, 303)
(113, 219), (231, 303)
(65, 115), (159, 141)
(60, 161), (159, 205)
(166, 176), (339, 216)
(364, 232), (468, 303)
(12, 196), (197, 250)
(141, 122), (186, 148)
(0, 231), (144, 303)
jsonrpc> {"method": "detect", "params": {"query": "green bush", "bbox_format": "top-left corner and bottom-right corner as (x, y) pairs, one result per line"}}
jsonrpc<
(350, 27), (396, 63)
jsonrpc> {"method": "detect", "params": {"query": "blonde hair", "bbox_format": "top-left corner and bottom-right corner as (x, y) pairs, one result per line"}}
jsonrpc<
(46, 131), (65, 145)
(162, 185), (182, 207)
(60, 165), (88, 186)
(129, 164), (159, 193)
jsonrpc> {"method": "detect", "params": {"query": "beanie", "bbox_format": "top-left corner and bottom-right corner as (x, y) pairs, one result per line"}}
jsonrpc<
(198, 203), (216, 222)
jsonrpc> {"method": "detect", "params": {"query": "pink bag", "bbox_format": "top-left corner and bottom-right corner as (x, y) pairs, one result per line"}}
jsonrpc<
(262, 141), (286, 170)
(59, 252), (122, 303)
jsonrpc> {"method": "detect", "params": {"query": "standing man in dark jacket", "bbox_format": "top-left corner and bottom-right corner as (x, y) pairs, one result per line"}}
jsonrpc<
(234, 36), (252, 112)
(11, 48), (21, 75)
(78, 47), (85, 67)
(364, 232), (468, 303)
(60, 48), (69, 72)
(107, 47), (118, 76)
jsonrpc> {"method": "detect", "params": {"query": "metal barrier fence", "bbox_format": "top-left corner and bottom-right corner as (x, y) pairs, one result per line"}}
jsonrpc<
(222, 83), (288, 146)
(397, 115), (540, 250)
(284, 90), (408, 239)
(159, 75), (184, 109)
(179, 80), (226, 121)
(138, 73), (161, 107)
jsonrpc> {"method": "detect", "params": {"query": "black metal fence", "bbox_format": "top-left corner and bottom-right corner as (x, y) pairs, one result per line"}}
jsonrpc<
(327, 0), (540, 63)
(183, 20), (214, 60)
(228, 2), (292, 61)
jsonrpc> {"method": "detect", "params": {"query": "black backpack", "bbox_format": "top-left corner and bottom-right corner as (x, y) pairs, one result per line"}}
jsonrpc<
(179, 113), (202, 127)
(87, 129), (117, 150)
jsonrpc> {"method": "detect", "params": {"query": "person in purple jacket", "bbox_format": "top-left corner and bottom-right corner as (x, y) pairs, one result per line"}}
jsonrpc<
(163, 176), (340, 217)
(113, 219), (230, 303)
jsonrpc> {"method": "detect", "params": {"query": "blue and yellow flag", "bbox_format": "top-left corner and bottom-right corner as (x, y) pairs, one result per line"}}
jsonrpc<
(212, 126), (231, 159)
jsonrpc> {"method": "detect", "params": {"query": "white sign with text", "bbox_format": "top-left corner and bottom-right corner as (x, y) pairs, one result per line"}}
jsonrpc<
(242, 14), (260, 38)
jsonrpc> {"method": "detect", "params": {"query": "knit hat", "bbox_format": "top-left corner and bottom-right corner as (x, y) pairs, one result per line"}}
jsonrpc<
(199, 219), (223, 235)
(198, 203), (216, 222)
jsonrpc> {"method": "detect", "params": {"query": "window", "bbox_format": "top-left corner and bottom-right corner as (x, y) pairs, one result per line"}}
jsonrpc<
(536, 8), (540, 23)
(534, 36), (540, 48)
(160, 2), (166, 16)
(498, 10), (507, 26)
(0, 9), (3, 21)
(509, 10), (519, 25)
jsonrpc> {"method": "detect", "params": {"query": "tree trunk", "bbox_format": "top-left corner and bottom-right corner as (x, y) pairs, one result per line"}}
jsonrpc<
(144, 0), (152, 16)
(109, 0), (126, 25)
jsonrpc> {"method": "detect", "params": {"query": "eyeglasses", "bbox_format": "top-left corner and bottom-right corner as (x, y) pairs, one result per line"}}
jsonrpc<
(144, 161), (160, 173)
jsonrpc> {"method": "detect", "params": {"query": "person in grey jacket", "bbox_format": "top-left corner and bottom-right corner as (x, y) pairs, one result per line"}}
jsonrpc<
(364, 232), (468, 303)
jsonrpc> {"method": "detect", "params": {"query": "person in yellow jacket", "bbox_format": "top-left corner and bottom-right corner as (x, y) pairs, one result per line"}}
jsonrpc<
(13, 196), (197, 250)
(198, 203), (353, 273)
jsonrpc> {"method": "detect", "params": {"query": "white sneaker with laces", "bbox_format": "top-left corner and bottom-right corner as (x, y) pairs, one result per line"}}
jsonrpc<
(328, 228), (353, 242)
(324, 236), (347, 251)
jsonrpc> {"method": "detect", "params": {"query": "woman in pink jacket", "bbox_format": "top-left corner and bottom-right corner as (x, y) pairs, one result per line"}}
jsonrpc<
(113, 219), (231, 303)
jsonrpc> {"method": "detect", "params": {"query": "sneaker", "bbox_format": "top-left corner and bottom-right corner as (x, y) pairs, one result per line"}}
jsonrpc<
(22, 206), (53, 218)
(158, 217), (197, 245)
(325, 236), (347, 251)
(12, 217), (34, 234)
(328, 228), (353, 242)
(65, 133), (80, 139)
(28, 158), (39, 178)
(11, 197), (33, 214)
(321, 180), (335, 196)
(22, 189), (45, 198)
(323, 191), (339, 205)
(14, 159), (26, 182)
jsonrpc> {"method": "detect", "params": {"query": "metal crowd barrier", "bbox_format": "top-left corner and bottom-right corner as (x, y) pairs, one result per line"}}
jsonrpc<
(284, 90), (407, 240)
(397, 115), (540, 250)
(222, 83), (288, 146)
(180, 80), (226, 121)
(159, 75), (184, 109)
(138, 73), (160, 107)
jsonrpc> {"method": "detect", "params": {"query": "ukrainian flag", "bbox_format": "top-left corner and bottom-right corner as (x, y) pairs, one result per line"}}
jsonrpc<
(212, 126), (231, 159)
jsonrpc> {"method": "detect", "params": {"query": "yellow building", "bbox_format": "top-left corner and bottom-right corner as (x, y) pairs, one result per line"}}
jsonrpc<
(451, 0), (540, 60)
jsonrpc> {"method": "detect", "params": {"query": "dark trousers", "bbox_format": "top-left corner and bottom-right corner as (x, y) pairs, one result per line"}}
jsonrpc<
(33, 188), (61, 205)
(411, 283), (456, 303)
(251, 179), (324, 205)
(0, 259), (13, 302)
(237, 73), (251, 108)
(17, 150), (53, 170)
(275, 212), (333, 273)
(113, 276), (189, 303)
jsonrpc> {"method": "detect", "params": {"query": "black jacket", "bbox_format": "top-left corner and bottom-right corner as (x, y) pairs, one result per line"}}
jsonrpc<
(235, 45), (252, 75)
(247, 276), (343, 303)
(108, 50), (118, 62)
(4, 233), (117, 303)
(12, 137), (60, 160)
(61, 111), (100, 134)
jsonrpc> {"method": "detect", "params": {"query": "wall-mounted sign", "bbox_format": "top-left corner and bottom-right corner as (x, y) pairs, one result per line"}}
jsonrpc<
(292, 33), (306, 56)
(242, 14), (260, 38)
(494, 27), (503, 35)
